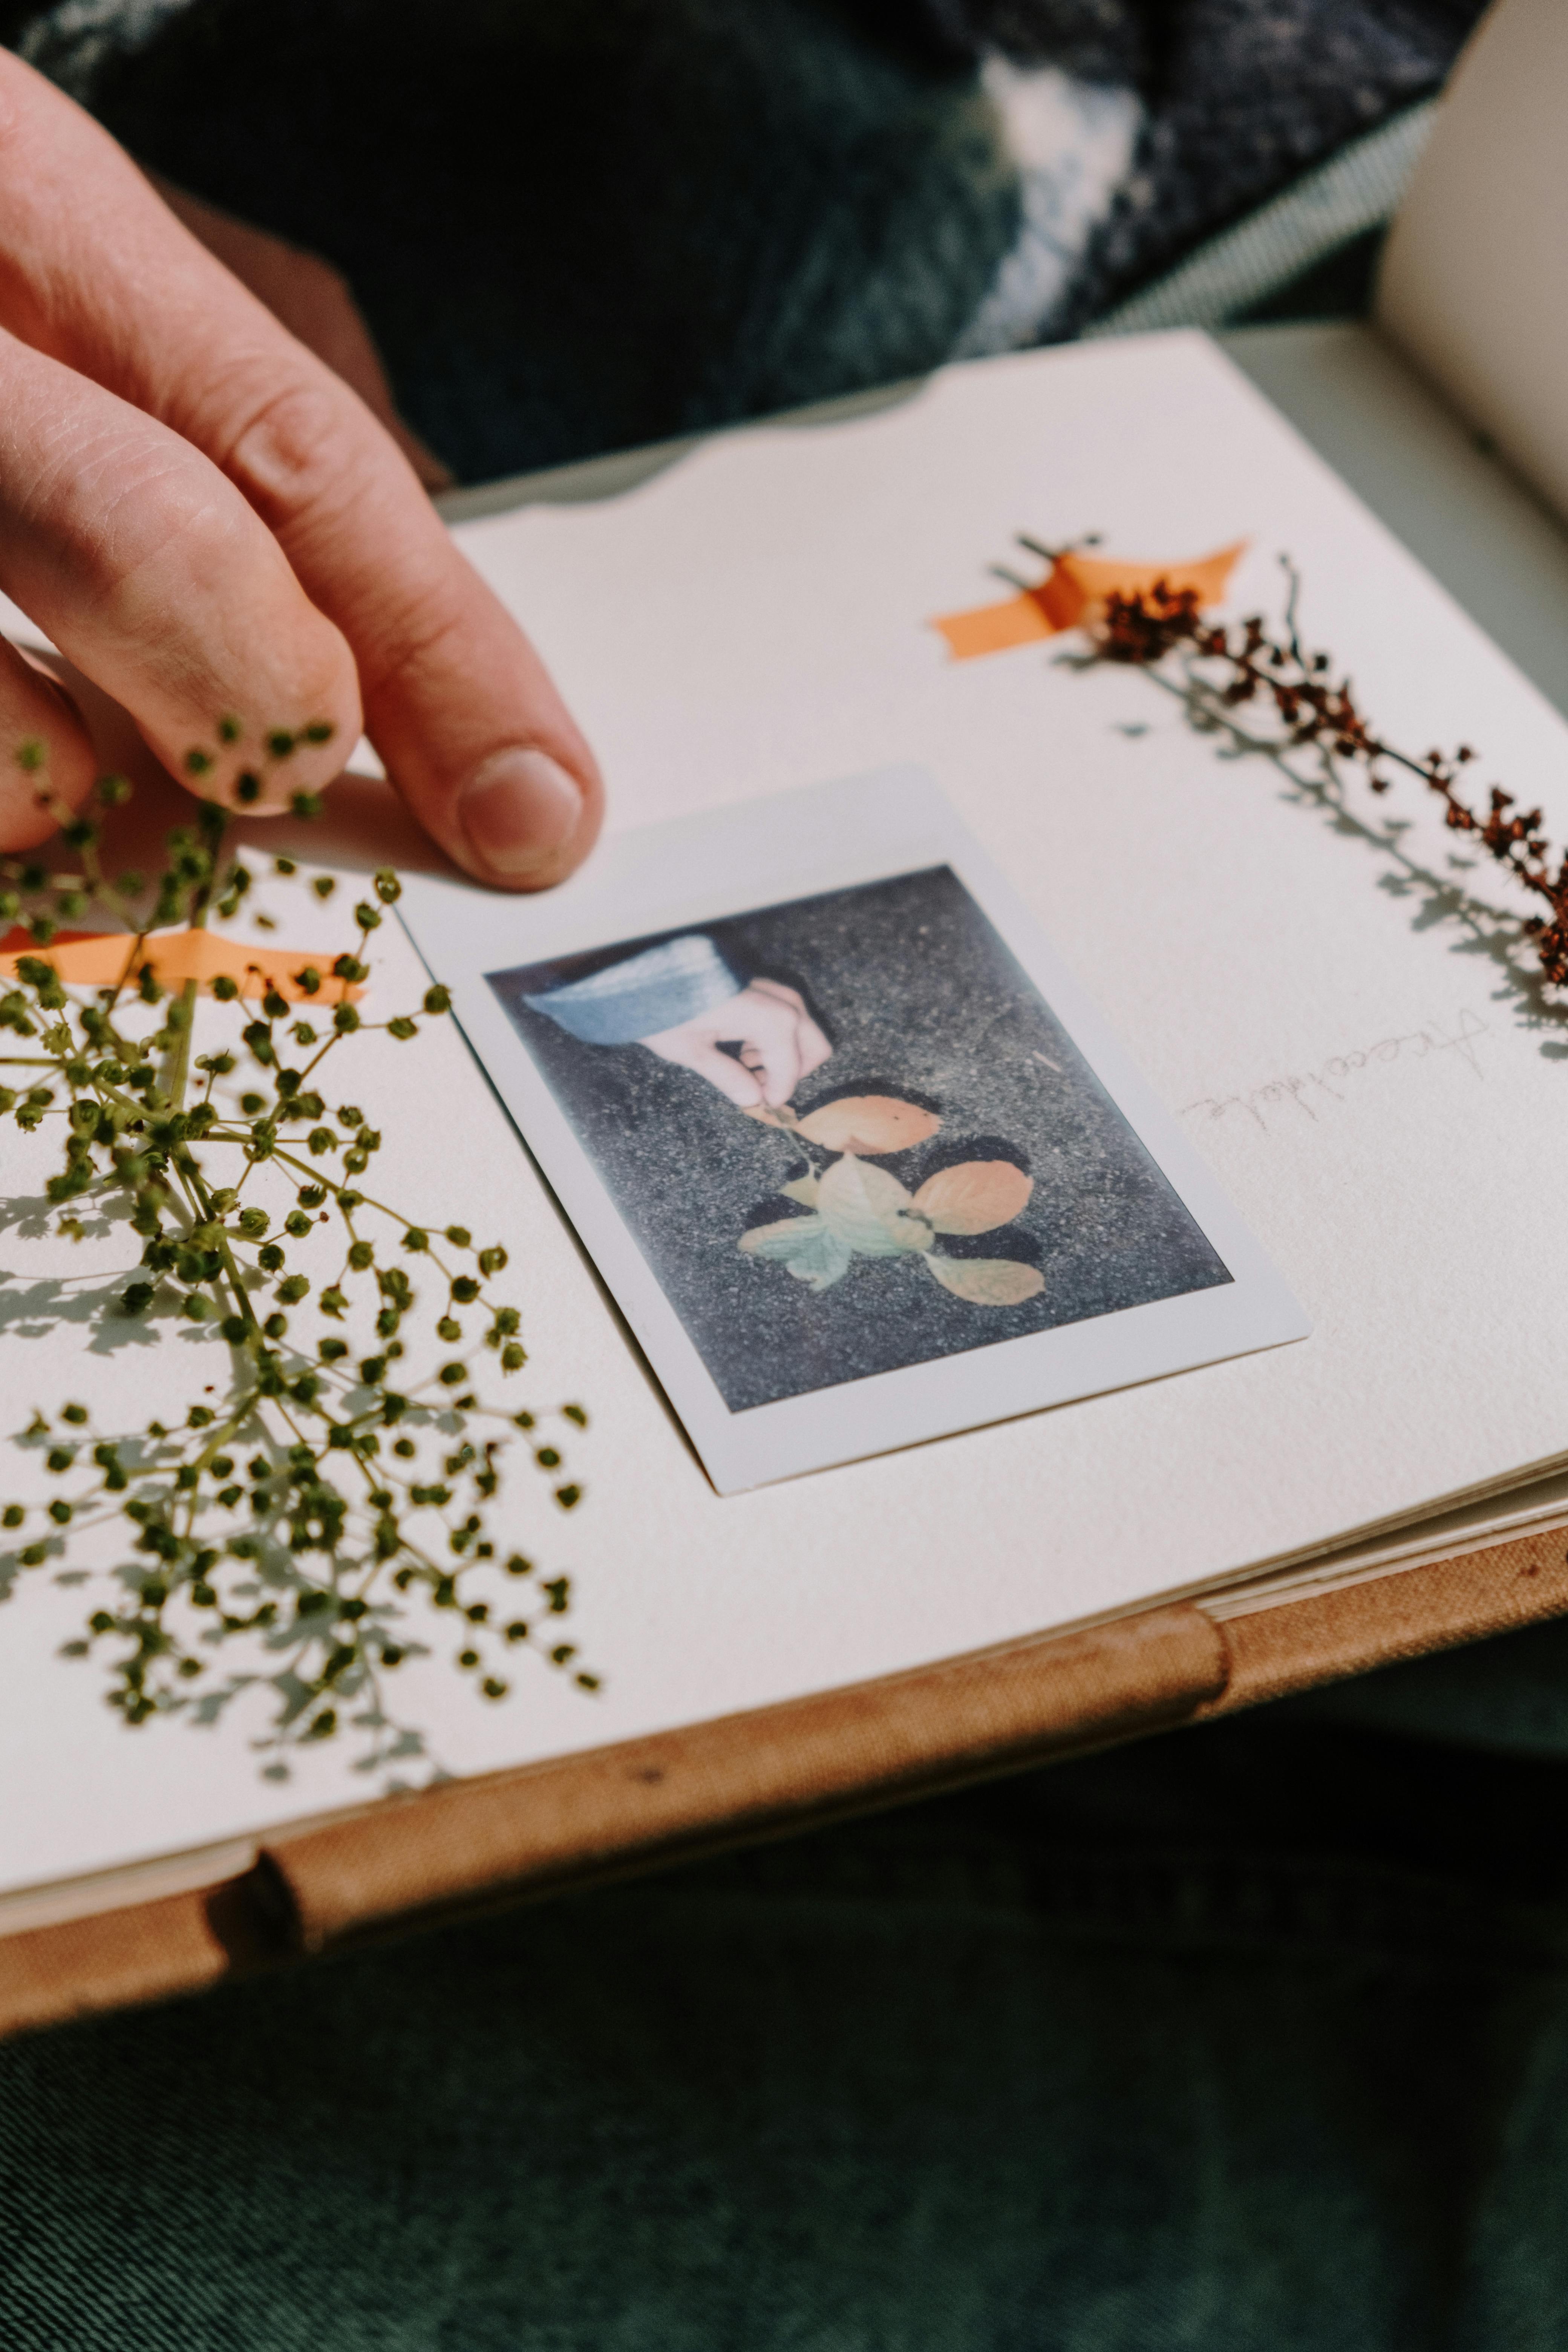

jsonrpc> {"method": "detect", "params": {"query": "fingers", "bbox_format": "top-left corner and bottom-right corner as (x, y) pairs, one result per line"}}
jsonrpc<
(0, 639), (97, 849)
(749, 978), (832, 1084)
(723, 983), (831, 1106)
(802, 1030), (832, 1082)
(204, 373), (602, 890)
(646, 1032), (763, 1109)
(0, 57), (602, 888)
(643, 982), (832, 1110)
(737, 1002), (807, 1106)
(144, 174), (455, 494)
(0, 327), (360, 810)
(735, 1015), (802, 1107)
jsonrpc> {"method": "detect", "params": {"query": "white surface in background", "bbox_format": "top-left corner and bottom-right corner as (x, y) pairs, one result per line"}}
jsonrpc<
(1379, 0), (1568, 521)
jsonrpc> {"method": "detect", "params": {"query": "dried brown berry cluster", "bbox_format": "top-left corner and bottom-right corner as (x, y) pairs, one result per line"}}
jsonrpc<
(1093, 569), (1568, 989)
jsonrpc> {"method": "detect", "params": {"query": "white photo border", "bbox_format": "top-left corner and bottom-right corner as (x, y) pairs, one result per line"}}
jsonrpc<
(397, 768), (1309, 1491)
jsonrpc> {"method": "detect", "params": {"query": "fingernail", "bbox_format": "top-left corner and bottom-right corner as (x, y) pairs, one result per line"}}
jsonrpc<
(459, 747), (582, 880)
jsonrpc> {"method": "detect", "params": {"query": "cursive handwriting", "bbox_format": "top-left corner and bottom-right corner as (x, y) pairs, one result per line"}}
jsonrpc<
(1184, 1008), (1489, 1134)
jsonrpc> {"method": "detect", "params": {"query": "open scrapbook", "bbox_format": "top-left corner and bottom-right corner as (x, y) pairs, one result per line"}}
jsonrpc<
(2, 0), (1567, 2032)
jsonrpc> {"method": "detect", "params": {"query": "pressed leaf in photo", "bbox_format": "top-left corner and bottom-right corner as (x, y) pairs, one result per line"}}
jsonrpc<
(792, 1096), (942, 1156)
(740, 1102), (1042, 1313)
(913, 1161), (1032, 1235)
(925, 1256), (1045, 1306)
(816, 1155), (929, 1258)
(740, 1214), (853, 1292)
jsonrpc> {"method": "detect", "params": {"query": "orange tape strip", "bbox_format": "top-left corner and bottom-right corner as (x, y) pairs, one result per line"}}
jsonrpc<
(0, 928), (361, 1001)
(931, 540), (1248, 661)
(930, 596), (1057, 661)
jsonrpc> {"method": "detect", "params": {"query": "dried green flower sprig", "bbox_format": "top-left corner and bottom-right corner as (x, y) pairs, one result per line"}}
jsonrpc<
(0, 731), (593, 1781)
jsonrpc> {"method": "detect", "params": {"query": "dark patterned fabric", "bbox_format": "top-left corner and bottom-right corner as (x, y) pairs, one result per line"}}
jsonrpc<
(916, 0), (1485, 322)
(921, 0), (1152, 77)
(77, 0), (1020, 480)
(2, 0), (1485, 476)
(1048, 0), (1485, 327)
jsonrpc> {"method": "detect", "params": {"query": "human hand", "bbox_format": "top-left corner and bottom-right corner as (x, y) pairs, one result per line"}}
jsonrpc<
(641, 978), (831, 1109)
(0, 54), (602, 884)
(145, 173), (455, 498)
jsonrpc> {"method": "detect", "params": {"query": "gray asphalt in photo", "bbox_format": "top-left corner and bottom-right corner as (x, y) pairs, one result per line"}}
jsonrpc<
(488, 868), (1229, 1412)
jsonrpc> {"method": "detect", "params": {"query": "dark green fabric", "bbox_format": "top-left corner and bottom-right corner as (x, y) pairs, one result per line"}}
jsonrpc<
(8, 1674), (1568, 2349)
(75, 0), (1478, 480)
(92, 0), (1017, 484)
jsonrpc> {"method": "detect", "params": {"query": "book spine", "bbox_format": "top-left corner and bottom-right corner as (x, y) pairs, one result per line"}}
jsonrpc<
(4, 1524), (1567, 2040)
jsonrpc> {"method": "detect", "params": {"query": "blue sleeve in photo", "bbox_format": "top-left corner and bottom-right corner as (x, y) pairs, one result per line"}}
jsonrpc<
(523, 934), (745, 1046)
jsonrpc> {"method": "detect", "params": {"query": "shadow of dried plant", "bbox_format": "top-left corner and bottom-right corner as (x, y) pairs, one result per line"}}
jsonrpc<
(1036, 539), (1568, 1052)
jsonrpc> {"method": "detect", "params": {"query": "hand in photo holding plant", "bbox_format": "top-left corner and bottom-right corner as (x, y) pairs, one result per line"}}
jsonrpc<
(643, 978), (831, 1110)
(524, 933), (830, 1109)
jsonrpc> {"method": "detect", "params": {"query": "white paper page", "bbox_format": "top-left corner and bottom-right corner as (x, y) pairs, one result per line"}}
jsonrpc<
(3, 330), (1568, 1900)
(1210, 1472), (1568, 1618)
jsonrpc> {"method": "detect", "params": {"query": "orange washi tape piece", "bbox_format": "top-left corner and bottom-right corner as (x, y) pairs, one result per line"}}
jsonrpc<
(0, 928), (362, 1001)
(931, 540), (1248, 660)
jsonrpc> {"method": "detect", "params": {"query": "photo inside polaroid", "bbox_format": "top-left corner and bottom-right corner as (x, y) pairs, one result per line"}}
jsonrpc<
(485, 866), (1233, 1414)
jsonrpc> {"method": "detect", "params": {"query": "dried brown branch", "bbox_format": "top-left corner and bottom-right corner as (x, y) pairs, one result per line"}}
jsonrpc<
(1089, 564), (1568, 990)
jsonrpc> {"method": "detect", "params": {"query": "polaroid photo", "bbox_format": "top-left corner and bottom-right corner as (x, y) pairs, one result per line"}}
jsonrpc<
(396, 769), (1308, 1491)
